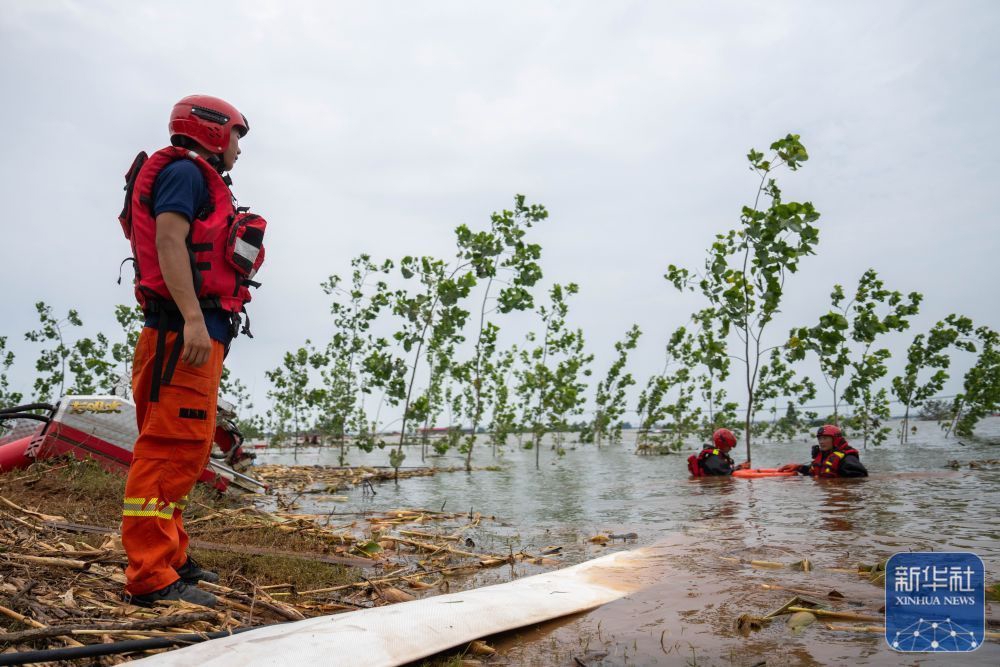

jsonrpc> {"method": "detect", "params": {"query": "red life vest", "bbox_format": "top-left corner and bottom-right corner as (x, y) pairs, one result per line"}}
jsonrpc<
(118, 146), (266, 314)
(688, 446), (733, 477)
(809, 439), (860, 478)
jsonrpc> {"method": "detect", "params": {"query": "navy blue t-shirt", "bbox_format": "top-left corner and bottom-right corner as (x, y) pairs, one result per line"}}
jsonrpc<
(144, 159), (234, 346)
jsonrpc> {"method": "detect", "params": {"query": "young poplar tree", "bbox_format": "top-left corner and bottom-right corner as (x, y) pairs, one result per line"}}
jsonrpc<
(635, 327), (701, 453)
(0, 336), (23, 407)
(66, 333), (113, 395)
(265, 342), (327, 456)
(690, 308), (739, 437)
(320, 255), (394, 464)
(789, 269), (921, 429)
(516, 283), (592, 468)
(666, 134), (820, 463)
(755, 348), (815, 442)
(23, 302), (83, 402)
(891, 315), (975, 443)
(949, 325), (999, 437)
(360, 335), (408, 449)
(219, 368), (265, 438)
(586, 324), (641, 446)
(391, 255), (475, 472)
(416, 328), (460, 460)
(837, 272), (920, 447)
(64, 304), (146, 397)
(487, 346), (518, 454)
(108, 305), (145, 397)
(453, 195), (546, 470)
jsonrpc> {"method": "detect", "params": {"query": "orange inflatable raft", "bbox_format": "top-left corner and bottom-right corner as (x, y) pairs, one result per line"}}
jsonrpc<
(732, 468), (798, 479)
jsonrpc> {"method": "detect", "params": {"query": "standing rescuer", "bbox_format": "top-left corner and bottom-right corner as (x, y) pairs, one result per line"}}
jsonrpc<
(116, 95), (267, 606)
(688, 428), (750, 476)
(779, 425), (868, 478)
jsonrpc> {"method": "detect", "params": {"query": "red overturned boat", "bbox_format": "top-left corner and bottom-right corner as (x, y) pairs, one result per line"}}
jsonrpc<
(0, 394), (267, 494)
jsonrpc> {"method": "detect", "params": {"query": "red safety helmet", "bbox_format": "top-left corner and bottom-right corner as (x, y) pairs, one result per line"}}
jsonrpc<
(169, 95), (249, 154)
(816, 424), (843, 439)
(712, 428), (737, 449)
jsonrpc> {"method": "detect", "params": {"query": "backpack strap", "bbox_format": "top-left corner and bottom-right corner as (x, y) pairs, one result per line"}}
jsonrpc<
(118, 151), (148, 239)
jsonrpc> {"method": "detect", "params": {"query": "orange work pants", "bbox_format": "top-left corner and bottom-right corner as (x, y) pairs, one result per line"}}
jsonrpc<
(122, 327), (224, 595)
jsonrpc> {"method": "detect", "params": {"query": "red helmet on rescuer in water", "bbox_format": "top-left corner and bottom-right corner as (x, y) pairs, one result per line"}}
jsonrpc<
(169, 95), (249, 154)
(712, 428), (737, 449)
(816, 424), (843, 438)
(816, 424), (850, 449)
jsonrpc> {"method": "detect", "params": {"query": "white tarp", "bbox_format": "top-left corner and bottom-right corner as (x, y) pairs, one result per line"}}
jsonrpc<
(134, 548), (646, 667)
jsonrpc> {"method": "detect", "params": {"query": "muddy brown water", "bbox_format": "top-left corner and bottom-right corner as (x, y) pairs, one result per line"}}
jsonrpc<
(260, 418), (1000, 665)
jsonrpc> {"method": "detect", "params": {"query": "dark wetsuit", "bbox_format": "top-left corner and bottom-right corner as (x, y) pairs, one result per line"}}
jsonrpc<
(698, 446), (736, 476)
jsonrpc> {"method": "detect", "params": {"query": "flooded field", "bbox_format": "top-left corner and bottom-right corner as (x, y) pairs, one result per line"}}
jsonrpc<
(258, 418), (1000, 665)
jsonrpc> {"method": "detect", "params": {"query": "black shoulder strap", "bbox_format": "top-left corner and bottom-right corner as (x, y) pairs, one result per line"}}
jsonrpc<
(118, 151), (149, 235)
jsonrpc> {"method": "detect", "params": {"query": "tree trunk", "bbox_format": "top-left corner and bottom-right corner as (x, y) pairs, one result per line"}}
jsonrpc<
(902, 406), (910, 444)
(535, 430), (541, 470)
(464, 424), (475, 472)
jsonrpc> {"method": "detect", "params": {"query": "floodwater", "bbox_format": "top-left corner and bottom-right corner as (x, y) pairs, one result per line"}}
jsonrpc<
(258, 418), (1000, 665)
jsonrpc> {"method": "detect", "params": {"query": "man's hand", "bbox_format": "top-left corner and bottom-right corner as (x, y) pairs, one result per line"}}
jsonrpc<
(735, 460), (751, 470)
(777, 463), (800, 473)
(182, 318), (212, 367)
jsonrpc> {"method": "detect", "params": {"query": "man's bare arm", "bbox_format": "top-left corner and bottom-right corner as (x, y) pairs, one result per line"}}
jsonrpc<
(155, 212), (213, 367)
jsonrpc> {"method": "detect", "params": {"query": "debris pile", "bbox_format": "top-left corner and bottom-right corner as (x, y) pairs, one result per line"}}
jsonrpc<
(0, 460), (555, 662)
(253, 463), (456, 494)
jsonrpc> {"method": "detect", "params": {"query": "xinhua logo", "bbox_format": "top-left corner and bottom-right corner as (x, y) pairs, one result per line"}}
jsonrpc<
(885, 552), (985, 652)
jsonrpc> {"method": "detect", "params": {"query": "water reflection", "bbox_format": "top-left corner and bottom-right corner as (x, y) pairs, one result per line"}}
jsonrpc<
(262, 421), (1000, 571)
(684, 476), (740, 524)
(259, 418), (1000, 665)
(815, 480), (865, 532)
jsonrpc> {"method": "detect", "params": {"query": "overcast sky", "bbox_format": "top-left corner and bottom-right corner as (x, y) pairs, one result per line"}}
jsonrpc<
(1, 1), (997, 422)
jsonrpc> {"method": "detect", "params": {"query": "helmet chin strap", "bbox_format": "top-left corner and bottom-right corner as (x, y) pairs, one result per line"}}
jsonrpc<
(206, 153), (233, 186)
(206, 153), (225, 172)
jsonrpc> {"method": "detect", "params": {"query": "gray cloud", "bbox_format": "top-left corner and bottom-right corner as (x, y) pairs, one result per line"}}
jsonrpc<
(1, 1), (997, 419)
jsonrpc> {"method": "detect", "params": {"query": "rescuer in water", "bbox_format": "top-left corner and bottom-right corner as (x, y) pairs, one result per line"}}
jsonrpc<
(688, 428), (751, 476)
(778, 424), (869, 478)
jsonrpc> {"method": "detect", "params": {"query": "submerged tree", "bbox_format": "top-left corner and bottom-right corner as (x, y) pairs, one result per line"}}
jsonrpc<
(756, 348), (815, 442)
(667, 134), (820, 463)
(789, 269), (921, 430)
(320, 255), (394, 464)
(487, 346), (518, 454)
(415, 320), (462, 460)
(516, 283), (592, 468)
(586, 324), (641, 446)
(636, 327), (702, 453)
(690, 308), (739, 439)
(265, 342), (327, 456)
(453, 196), (547, 470)
(949, 325), (1000, 437)
(360, 336), (408, 451)
(220, 367), (265, 439)
(840, 274), (921, 448)
(891, 315), (975, 443)
(391, 255), (475, 472)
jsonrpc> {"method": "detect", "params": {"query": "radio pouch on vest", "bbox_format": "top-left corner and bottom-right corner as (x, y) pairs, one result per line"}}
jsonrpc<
(225, 212), (266, 283)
